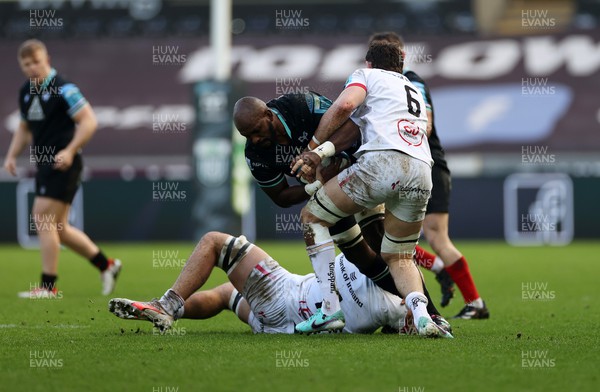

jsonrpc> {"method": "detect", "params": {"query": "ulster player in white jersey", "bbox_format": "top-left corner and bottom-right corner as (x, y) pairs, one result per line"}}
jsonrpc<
(291, 41), (451, 338)
(108, 232), (406, 334)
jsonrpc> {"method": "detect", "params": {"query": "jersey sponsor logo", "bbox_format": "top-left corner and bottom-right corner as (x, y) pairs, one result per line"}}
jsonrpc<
(339, 257), (364, 307)
(397, 119), (423, 147)
(297, 131), (308, 143)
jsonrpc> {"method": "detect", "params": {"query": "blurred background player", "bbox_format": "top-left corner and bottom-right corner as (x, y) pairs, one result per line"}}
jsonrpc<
(109, 231), (408, 334)
(291, 42), (452, 338)
(369, 32), (489, 319)
(3, 39), (121, 298)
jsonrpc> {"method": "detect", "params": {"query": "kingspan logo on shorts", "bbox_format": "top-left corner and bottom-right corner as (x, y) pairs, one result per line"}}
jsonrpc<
(152, 181), (187, 202)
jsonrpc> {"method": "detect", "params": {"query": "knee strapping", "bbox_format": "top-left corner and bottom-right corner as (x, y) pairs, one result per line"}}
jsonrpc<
(305, 223), (334, 252)
(228, 288), (244, 317)
(331, 224), (363, 250)
(380, 232), (420, 256)
(217, 235), (254, 275)
(305, 188), (349, 225)
(355, 204), (385, 229)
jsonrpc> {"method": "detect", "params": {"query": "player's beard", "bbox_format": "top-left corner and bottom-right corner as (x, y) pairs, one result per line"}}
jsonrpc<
(257, 122), (278, 150)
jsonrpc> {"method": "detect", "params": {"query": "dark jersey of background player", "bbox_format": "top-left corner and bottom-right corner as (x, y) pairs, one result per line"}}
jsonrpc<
(19, 68), (87, 200)
(20, 67), (87, 164)
(244, 91), (357, 190)
(403, 69), (451, 213)
(403, 70), (448, 172)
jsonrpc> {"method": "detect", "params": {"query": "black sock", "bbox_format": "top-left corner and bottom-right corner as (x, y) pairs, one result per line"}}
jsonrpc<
(90, 251), (109, 271)
(41, 273), (57, 291)
(423, 281), (440, 316)
(360, 255), (401, 297)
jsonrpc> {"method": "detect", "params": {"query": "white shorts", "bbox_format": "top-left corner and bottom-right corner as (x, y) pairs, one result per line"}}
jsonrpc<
(338, 150), (432, 222)
(244, 258), (297, 334)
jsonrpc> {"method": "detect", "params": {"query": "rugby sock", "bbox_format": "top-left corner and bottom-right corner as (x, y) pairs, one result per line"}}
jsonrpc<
(405, 292), (431, 323)
(445, 256), (481, 307)
(158, 289), (185, 319)
(41, 273), (57, 291)
(307, 241), (341, 316)
(89, 251), (109, 271)
(431, 257), (444, 274)
(414, 245), (435, 270)
(360, 255), (400, 297)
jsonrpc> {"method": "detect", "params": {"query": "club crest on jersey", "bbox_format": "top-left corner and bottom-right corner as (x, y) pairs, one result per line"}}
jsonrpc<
(397, 119), (423, 147)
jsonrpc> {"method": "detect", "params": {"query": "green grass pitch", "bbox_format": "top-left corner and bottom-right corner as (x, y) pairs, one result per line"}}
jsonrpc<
(0, 241), (598, 392)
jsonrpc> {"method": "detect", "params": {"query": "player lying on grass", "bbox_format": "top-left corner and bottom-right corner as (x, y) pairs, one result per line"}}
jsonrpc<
(233, 93), (449, 332)
(109, 231), (411, 334)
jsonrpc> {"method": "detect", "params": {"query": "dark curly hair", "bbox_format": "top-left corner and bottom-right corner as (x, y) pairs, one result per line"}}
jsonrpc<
(365, 41), (403, 73)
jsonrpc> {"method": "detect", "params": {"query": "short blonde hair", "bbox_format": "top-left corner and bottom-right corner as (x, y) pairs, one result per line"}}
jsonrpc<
(18, 39), (47, 59)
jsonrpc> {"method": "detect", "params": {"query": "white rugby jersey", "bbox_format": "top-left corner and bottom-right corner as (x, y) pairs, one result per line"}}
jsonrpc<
(345, 68), (433, 167)
(289, 254), (406, 333)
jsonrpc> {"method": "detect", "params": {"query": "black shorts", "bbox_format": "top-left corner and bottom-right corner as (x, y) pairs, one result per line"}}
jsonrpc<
(35, 154), (82, 204)
(426, 163), (451, 214)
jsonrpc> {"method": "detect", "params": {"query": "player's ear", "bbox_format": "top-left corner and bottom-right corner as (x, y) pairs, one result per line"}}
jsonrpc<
(265, 108), (273, 120)
(365, 61), (372, 68)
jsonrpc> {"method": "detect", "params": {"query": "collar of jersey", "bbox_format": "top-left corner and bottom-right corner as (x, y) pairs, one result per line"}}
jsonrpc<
(38, 68), (57, 90)
(269, 108), (292, 139)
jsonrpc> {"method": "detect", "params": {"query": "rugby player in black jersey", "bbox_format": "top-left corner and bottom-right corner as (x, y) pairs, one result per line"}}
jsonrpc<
(3, 40), (121, 298)
(369, 32), (489, 319)
(233, 92), (451, 334)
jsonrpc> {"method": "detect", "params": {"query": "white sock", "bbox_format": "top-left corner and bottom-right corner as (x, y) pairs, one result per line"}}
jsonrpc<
(469, 297), (484, 309)
(159, 289), (185, 319)
(431, 257), (444, 274)
(405, 292), (431, 323)
(307, 241), (340, 316)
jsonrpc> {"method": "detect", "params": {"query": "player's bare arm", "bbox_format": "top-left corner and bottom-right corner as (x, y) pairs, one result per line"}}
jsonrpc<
(262, 178), (311, 208)
(3, 120), (32, 176)
(426, 109), (433, 137)
(54, 104), (97, 171)
(291, 87), (365, 179)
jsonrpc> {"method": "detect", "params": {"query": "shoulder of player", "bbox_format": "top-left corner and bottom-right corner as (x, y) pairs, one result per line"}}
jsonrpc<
(18, 80), (30, 96)
(403, 70), (428, 86)
(268, 93), (311, 111)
